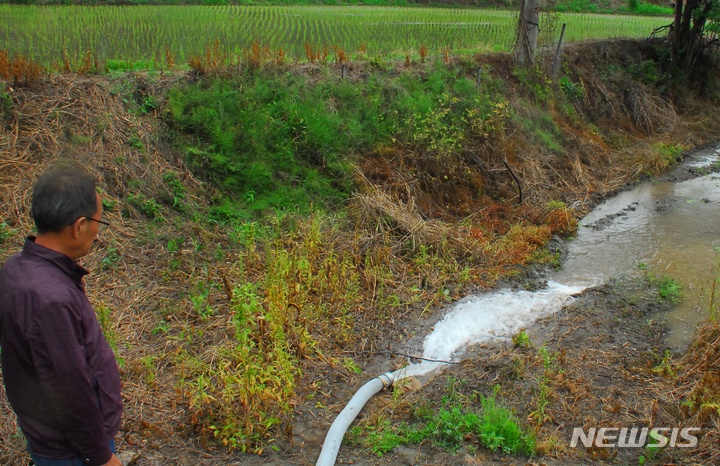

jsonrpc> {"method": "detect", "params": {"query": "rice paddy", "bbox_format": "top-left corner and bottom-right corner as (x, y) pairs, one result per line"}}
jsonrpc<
(0, 5), (672, 66)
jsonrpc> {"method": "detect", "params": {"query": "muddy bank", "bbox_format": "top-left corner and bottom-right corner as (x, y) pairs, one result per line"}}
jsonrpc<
(289, 275), (691, 465)
(277, 148), (720, 466)
(243, 272), (677, 465)
(3, 38), (720, 466)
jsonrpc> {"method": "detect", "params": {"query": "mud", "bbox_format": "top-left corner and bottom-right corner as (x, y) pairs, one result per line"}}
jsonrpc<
(257, 147), (720, 466)
(207, 275), (675, 466)
(3, 44), (720, 466)
(110, 148), (720, 465)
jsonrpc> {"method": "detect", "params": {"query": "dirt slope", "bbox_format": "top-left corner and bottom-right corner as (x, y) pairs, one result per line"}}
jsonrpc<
(1, 39), (720, 465)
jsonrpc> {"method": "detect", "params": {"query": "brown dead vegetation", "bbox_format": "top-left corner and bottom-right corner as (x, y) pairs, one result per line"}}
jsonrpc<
(1, 39), (720, 464)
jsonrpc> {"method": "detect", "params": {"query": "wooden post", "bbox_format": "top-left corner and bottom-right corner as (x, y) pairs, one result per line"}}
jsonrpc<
(341, 63), (348, 80)
(552, 23), (567, 78)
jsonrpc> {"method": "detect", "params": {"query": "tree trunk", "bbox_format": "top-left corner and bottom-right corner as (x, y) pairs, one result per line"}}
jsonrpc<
(515, 0), (541, 66)
(671, 0), (713, 71)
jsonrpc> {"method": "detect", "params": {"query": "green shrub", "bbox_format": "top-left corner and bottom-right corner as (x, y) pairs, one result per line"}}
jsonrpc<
(632, 1), (673, 15)
(630, 60), (661, 84)
(167, 65), (508, 219)
(354, 381), (535, 457)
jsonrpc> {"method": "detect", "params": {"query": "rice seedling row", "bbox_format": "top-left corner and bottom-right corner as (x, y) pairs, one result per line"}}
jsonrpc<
(0, 5), (671, 66)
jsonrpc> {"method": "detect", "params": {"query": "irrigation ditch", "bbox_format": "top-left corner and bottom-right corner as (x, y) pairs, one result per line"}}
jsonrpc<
(1, 38), (720, 465)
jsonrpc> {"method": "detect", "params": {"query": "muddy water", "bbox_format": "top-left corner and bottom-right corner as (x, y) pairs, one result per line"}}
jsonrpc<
(558, 148), (720, 347)
(397, 147), (720, 380)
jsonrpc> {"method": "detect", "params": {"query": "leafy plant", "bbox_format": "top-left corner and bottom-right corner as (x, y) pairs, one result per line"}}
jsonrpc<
(127, 135), (144, 151)
(529, 346), (558, 427)
(646, 272), (683, 303)
(0, 221), (15, 244)
(189, 281), (214, 320)
(162, 171), (187, 210)
(101, 241), (121, 270)
(175, 280), (301, 452)
(512, 330), (531, 348)
(558, 75), (584, 101)
(477, 389), (535, 455)
(0, 82), (13, 119)
(653, 349), (676, 377)
(652, 143), (684, 170)
(629, 60), (660, 85)
(94, 303), (124, 368)
(353, 379), (534, 456)
(127, 193), (164, 219)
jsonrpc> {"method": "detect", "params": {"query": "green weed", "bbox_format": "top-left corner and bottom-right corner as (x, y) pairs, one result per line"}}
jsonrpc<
(512, 330), (531, 348)
(94, 303), (124, 368)
(353, 379), (534, 457)
(630, 60), (661, 85)
(0, 82), (12, 119)
(106, 58), (158, 72)
(127, 134), (145, 151)
(646, 272), (683, 303)
(555, 0), (603, 13)
(476, 389), (535, 455)
(513, 66), (553, 103)
(139, 355), (159, 386)
(189, 281), (214, 320)
(127, 193), (164, 220)
(101, 241), (121, 270)
(529, 346), (558, 427)
(652, 143), (684, 169)
(0, 221), (15, 244)
(653, 349), (676, 377)
(558, 75), (584, 101)
(162, 171), (187, 210)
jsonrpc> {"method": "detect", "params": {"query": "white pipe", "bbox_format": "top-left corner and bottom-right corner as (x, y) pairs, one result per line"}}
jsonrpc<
(315, 372), (396, 466)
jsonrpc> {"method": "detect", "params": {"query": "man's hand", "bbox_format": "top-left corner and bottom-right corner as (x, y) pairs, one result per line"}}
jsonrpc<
(103, 454), (123, 466)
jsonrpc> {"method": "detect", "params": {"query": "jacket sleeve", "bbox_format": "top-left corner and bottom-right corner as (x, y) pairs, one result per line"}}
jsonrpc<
(28, 298), (113, 465)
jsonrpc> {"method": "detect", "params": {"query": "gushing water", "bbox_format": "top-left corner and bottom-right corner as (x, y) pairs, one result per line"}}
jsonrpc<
(395, 281), (590, 379)
(396, 147), (720, 380)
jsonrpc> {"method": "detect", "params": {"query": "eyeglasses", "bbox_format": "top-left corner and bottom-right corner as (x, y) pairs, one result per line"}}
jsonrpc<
(85, 216), (110, 232)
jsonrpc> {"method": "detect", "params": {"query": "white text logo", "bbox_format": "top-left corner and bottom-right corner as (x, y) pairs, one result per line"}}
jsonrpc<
(570, 427), (700, 448)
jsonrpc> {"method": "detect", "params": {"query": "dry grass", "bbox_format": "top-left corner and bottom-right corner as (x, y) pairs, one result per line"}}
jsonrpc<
(0, 50), (44, 88)
(674, 319), (720, 464)
(2, 39), (720, 463)
(0, 72), (212, 465)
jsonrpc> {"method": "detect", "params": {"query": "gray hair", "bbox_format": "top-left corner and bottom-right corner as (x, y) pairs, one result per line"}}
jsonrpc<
(31, 165), (98, 234)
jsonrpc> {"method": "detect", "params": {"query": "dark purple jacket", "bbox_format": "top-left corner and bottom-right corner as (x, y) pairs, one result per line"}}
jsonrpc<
(0, 238), (122, 465)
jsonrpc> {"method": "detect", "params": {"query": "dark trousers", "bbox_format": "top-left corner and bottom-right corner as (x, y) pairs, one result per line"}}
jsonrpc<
(29, 439), (116, 466)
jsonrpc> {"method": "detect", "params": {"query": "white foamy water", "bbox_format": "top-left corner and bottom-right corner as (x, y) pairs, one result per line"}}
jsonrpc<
(687, 146), (719, 168)
(394, 145), (720, 381)
(394, 280), (591, 379)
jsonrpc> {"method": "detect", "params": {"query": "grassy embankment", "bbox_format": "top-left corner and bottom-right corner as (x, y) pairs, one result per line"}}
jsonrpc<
(0, 35), (719, 464)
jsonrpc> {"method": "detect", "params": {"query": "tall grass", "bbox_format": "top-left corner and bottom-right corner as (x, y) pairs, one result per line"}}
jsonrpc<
(162, 59), (587, 450)
(0, 5), (672, 67)
(167, 62), (519, 219)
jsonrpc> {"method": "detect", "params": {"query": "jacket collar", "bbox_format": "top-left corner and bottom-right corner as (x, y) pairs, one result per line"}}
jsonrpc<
(22, 236), (89, 286)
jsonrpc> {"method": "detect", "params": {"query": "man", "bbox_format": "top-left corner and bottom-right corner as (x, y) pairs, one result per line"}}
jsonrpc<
(0, 166), (123, 466)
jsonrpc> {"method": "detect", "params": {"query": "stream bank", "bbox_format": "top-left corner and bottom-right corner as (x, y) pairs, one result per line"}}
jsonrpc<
(3, 38), (720, 466)
(288, 147), (720, 466)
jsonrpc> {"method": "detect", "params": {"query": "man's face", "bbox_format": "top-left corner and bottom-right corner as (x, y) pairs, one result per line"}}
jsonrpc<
(77, 193), (104, 259)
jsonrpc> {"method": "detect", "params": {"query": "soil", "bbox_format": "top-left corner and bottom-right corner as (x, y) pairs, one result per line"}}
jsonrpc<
(110, 276), (674, 466)
(2, 40), (720, 466)
(113, 147), (719, 466)
(248, 147), (720, 466)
